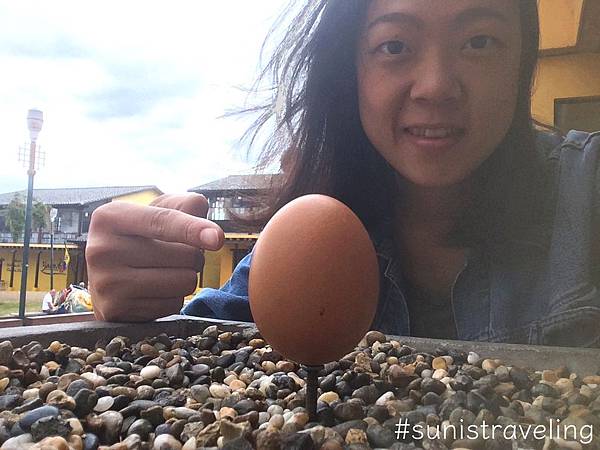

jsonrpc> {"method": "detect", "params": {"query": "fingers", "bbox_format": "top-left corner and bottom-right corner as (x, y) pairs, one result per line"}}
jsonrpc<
(87, 234), (204, 271)
(93, 268), (199, 300)
(96, 297), (184, 322)
(150, 193), (210, 218)
(90, 201), (224, 251)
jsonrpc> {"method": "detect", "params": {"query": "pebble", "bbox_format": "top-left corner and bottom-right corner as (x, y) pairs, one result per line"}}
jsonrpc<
(0, 328), (593, 450)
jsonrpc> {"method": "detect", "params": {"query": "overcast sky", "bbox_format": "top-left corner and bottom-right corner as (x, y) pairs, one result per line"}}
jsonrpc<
(0, 1), (287, 195)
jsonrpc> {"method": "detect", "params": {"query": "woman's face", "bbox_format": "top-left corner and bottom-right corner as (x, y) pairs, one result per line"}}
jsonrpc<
(356, 0), (522, 188)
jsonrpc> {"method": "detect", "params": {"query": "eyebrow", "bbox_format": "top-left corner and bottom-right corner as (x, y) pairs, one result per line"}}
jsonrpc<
(367, 7), (510, 31)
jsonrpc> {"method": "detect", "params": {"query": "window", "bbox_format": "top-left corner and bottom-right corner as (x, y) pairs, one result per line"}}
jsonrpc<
(555, 96), (600, 134)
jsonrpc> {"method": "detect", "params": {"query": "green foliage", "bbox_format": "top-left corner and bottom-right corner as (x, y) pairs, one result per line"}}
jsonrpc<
(5, 195), (49, 243)
(6, 195), (25, 242)
(32, 200), (49, 243)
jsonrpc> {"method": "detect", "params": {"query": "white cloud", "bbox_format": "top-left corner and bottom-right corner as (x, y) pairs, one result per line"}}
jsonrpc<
(0, 1), (286, 195)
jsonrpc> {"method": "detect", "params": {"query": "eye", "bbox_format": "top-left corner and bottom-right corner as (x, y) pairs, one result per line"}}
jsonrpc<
(463, 35), (499, 51)
(377, 40), (411, 56)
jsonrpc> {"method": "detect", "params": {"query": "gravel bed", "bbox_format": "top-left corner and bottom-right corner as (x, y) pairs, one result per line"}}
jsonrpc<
(0, 326), (596, 449)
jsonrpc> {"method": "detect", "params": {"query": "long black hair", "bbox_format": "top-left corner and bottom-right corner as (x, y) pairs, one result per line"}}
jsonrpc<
(242, 0), (542, 246)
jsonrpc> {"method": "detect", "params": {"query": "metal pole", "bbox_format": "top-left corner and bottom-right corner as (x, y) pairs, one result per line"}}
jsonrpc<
(18, 140), (36, 319)
(50, 220), (54, 290)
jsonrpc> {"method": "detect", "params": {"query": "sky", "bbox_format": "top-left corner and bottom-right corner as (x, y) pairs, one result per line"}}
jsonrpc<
(0, 1), (288, 195)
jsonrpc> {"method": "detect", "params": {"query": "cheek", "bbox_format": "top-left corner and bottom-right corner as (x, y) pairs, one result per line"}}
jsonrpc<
(356, 64), (403, 147)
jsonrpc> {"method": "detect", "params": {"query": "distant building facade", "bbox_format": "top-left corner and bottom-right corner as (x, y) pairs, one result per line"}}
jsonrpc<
(0, 186), (163, 292)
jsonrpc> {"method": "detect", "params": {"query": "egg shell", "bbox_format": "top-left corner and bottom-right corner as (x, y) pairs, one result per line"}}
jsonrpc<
(248, 194), (379, 366)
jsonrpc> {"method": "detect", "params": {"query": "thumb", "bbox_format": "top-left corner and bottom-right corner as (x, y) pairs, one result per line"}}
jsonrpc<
(150, 193), (209, 218)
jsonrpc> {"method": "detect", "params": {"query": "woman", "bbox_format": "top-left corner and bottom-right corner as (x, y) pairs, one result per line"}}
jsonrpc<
(86, 0), (600, 347)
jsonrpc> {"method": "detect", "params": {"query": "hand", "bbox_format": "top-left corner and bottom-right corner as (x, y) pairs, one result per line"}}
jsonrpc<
(86, 193), (224, 322)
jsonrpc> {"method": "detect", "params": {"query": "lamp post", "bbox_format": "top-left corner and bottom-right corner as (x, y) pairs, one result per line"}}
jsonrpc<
(18, 109), (43, 319)
(49, 207), (58, 290)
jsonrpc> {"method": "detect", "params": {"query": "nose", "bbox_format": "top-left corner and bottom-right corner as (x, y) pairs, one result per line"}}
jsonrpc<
(409, 47), (462, 104)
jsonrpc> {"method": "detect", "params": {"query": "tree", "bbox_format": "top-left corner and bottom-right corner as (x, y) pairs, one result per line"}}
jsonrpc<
(6, 195), (25, 242)
(32, 200), (49, 244)
(5, 195), (49, 243)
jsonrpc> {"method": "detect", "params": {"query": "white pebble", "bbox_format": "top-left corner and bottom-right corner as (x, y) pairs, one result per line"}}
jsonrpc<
(267, 405), (283, 416)
(209, 383), (231, 399)
(375, 392), (395, 406)
(432, 369), (448, 380)
(467, 352), (480, 365)
(153, 433), (183, 450)
(93, 396), (114, 413)
(140, 365), (161, 380)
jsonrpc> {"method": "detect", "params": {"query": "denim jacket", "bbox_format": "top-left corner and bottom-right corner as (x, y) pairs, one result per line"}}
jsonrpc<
(183, 130), (600, 347)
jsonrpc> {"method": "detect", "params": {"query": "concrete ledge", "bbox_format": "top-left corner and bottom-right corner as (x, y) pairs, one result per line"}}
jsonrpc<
(0, 315), (596, 375)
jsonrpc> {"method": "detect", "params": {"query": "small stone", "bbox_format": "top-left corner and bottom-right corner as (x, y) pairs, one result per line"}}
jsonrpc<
(20, 405), (60, 430)
(153, 433), (183, 450)
(190, 384), (210, 403)
(345, 428), (368, 444)
(432, 357), (448, 371)
(209, 383), (231, 399)
(30, 415), (71, 441)
(93, 395), (114, 413)
(127, 418), (153, 440)
(318, 391), (340, 405)
(481, 359), (501, 372)
(140, 365), (161, 380)
(467, 352), (480, 365)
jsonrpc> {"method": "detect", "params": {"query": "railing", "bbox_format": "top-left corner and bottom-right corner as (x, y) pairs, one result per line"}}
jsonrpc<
(208, 207), (259, 221)
(0, 232), (81, 244)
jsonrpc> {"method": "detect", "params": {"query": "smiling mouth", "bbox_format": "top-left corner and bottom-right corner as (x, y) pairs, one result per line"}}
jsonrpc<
(404, 126), (465, 139)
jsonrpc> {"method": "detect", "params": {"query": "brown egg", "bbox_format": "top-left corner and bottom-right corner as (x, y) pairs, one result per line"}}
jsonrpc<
(248, 194), (379, 366)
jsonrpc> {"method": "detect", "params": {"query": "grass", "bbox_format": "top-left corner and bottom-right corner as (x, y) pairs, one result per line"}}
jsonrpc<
(0, 300), (40, 317)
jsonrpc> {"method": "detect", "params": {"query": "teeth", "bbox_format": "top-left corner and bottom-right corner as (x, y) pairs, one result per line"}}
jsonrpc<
(407, 127), (457, 138)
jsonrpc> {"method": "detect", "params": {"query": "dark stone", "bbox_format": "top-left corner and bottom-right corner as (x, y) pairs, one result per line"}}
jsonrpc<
(367, 423), (395, 448)
(234, 399), (259, 415)
(212, 366), (226, 383)
(154, 423), (171, 436)
(127, 418), (153, 440)
(19, 405), (59, 431)
(509, 367), (533, 390)
(119, 400), (158, 417)
(332, 419), (368, 439)
(0, 394), (21, 412)
(320, 373), (336, 392)
(222, 436), (255, 450)
(66, 379), (93, 397)
(13, 397), (43, 414)
(83, 432), (100, 450)
(367, 404), (390, 423)
(450, 374), (473, 391)
(333, 401), (365, 422)
(73, 389), (98, 417)
(352, 385), (379, 405)
(317, 406), (336, 427)
(140, 405), (165, 427)
(421, 392), (442, 406)
(30, 415), (71, 441)
(166, 363), (184, 387)
(105, 374), (129, 386)
(280, 432), (316, 450)
(421, 378), (446, 395)
(111, 395), (131, 411)
(531, 383), (559, 398)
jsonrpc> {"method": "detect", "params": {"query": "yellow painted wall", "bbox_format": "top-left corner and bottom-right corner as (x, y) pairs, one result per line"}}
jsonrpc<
(112, 190), (161, 205)
(538, 0), (583, 50)
(0, 245), (79, 292)
(532, 53), (600, 125)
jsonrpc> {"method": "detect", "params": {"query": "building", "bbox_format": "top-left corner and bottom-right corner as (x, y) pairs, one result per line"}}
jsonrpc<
(0, 186), (163, 292)
(188, 174), (281, 289)
(533, 0), (600, 132)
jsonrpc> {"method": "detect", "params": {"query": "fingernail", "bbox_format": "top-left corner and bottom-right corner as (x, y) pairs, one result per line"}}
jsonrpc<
(200, 229), (220, 249)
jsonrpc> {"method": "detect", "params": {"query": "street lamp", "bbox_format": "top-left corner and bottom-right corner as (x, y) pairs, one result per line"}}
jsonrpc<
(49, 207), (58, 290)
(18, 109), (43, 319)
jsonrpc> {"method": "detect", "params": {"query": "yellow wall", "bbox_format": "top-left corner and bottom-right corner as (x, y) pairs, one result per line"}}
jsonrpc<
(0, 245), (79, 292)
(538, 0), (583, 50)
(112, 190), (161, 205)
(532, 53), (600, 125)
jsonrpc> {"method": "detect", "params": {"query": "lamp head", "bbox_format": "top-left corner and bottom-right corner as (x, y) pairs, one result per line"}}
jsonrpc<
(27, 109), (43, 141)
